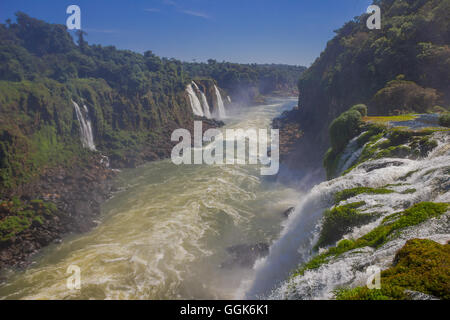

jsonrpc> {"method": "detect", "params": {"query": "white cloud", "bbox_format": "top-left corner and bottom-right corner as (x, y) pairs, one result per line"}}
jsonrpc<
(181, 10), (211, 19)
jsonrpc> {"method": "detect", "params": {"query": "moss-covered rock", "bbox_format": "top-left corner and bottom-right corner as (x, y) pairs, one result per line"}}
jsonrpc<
(292, 202), (449, 278)
(0, 197), (57, 242)
(334, 187), (394, 205)
(334, 239), (450, 300)
(316, 201), (378, 249)
(438, 113), (450, 127)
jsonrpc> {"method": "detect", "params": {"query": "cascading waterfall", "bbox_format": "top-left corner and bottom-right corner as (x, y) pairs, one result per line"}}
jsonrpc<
(246, 131), (450, 299)
(186, 83), (204, 117)
(214, 85), (226, 119)
(72, 100), (96, 151)
(192, 82), (212, 119)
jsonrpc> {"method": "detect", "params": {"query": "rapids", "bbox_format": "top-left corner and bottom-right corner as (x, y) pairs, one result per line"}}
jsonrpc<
(0, 98), (300, 300)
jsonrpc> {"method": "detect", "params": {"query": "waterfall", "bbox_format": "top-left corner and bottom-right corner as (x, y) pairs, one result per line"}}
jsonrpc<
(227, 96), (232, 103)
(214, 85), (226, 119)
(246, 132), (450, 299)
(192, 82), (212, 119)
(72, 100), (96, 151)
(186, 83), (204, 117)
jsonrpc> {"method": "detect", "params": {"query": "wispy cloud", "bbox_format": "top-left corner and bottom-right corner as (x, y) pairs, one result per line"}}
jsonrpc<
(144, 8), (161, 13)
(163, 0), (178, 7)
(181, 10), (211, 19)
(162, 0), (211, 20)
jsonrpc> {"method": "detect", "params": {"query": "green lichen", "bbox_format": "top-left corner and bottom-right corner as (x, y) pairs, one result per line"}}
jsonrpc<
(334, 239), (450, 300)
(291, 202), (449, 278)
(334, 187), (394, 205)
(315, 202), (378, 249)
(0, 198), (57, 242)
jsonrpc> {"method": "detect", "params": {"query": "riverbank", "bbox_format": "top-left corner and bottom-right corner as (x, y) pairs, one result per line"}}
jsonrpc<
(0, 117), (224, 271)
(0, 97), (299, 300)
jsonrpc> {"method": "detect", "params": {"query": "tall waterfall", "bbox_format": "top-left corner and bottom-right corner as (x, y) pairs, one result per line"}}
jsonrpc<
(186, 83), (204, 117)
(192, 82), (212, 119)
(246, 132), (450, 299)
(72, 100), (96, 151)
(214, 85), (226, 119)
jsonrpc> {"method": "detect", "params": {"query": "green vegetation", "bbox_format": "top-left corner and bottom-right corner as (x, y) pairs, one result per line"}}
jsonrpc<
(316, 201), (379, 249)
(281, 0), (450, 168)
(292, 202), (449, 278)
(323, 105), (366, 179)
(0, 13), (306, 194)
(439, 113), (450, 127)
(183, 61), (305, 102)
(363, 114), (417, 125)
(334, 187), (394, 205)
(372, 78), (440, 115)
(334, 239), (450, 300)
(340, 127), (439, 177)
(0, 198), (57, 242)
(329, 109), (363, 152)
(349, 104), (368, 117)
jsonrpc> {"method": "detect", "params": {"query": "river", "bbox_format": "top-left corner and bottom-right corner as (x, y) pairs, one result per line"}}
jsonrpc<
(0, 97), (301, 300)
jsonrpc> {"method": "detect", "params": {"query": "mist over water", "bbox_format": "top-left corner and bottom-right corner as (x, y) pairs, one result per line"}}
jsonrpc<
(0, 98), (300, 300)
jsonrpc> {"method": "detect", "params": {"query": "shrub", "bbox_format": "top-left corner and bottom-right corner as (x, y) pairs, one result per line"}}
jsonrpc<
(439, 113), (450, 127)
(371, 79), (440, 115)
(350, 104), (368, 117)
(329, 109), (363, 152)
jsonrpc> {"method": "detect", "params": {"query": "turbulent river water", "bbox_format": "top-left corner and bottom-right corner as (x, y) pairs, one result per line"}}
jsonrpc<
(0, 97), (301, 300)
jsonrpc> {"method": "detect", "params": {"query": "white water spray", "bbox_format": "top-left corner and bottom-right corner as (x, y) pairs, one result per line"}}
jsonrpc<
(186, 83), (204, 117)
(214, 85), (226, 119)
(246, 132), (450, 299)
(72, 100), (96, 151)
(192, 82), (212, 119)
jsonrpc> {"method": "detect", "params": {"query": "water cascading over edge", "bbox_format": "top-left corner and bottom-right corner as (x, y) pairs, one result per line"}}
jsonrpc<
(186, 83), (204, 117)
(72, 100), (96, 151)
(214, 84), (226, 119)
(192, 82), (212, 119)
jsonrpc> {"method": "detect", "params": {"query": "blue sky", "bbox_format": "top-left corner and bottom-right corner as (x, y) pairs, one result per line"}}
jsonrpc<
(0, 0), (372, 66)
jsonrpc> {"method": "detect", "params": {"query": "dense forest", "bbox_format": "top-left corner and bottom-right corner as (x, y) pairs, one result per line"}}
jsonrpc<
(184, 61), (305, 103)
(0, 13), (304, 195)
(282, 0), (450, 171)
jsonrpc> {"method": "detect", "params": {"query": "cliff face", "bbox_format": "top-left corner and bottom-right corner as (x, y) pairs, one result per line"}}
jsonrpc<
(282, 0), (450, 173)
(0, 14), (227, 269)
(183, 62), (306, 105)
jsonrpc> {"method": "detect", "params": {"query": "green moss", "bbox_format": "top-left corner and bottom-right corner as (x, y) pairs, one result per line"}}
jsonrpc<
(401, 188), (416, 194)
(329, 109), (363, 153)
(334, 239), (450, 300)
(350, 104), (368, 117)
(363, 114), (417, 125)
(334, 285), (405, 300)
(316, 201), (378, 249)
(438, 113), (450, 127)
(334, 187), (394, 205)
(0, 198), (58, 242)
(291, 202), (449, 278)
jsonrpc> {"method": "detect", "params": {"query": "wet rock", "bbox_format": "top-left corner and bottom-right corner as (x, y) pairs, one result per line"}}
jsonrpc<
(405, 290), (439, 300)
(282, 207), (295, 218)
(360, 161), (404, 173)
(220, 243), (269, 269)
